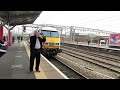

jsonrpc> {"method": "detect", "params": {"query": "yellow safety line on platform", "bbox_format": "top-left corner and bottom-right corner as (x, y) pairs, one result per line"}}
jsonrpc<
(23, 41), (47, 79)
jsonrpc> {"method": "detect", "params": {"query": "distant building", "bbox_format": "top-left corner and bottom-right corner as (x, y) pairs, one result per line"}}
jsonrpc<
(75, 34), (90, 42)
(92, 36), (109, 43)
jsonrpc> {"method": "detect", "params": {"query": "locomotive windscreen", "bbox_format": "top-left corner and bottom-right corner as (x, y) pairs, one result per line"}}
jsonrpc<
(41, 30), (59, 37)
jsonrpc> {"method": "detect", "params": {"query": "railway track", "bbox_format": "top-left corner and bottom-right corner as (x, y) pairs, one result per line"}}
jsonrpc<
(48, 57), (87, 79)
(62, 44), (120, 61)
(61, 45), (120, 74)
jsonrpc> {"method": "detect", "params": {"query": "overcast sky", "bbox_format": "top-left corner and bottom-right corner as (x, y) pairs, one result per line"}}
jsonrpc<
(34, 11), (120, 33)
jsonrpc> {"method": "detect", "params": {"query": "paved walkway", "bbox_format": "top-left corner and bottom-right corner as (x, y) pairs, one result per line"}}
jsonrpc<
(0, 41), (36, 79)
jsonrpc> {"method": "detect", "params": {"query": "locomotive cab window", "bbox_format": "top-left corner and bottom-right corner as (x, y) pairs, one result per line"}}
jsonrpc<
(51, 31), (59, 37)
(41, 30), (51, 37)
(41, 30), (59, 37)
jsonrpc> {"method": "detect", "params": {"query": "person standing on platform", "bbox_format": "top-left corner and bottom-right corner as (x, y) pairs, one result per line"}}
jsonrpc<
(12, 36), (15, 44)
(17, 35), (20, 43)
(21, 36), (23, 42)
(88, 40), (90, 45)
(29, 30), (46, 73)
(3, 36), (6, 43)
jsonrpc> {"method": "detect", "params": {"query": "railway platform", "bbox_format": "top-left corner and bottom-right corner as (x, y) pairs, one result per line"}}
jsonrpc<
(64, 41), (120, 50)
(63, 42), (108, 48)
(0, 41), (67, 79)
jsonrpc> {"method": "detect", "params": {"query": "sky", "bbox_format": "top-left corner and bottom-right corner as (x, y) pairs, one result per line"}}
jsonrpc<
(33, 11), (120, 33)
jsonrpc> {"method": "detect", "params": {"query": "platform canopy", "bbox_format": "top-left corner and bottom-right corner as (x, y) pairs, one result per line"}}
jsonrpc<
(0, 11), (42, 26)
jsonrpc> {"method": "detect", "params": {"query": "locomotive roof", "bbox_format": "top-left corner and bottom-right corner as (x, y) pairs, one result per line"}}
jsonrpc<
(41, 27), (58, 31)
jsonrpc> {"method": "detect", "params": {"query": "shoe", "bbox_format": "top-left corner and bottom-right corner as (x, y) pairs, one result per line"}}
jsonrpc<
(36, 70), (40, 72)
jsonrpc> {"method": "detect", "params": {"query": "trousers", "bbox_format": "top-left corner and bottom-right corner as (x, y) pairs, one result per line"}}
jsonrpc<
(30, 48), (41, 71)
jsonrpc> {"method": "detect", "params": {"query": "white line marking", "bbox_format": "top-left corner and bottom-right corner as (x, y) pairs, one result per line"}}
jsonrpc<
(57, 55), (115, 79)
(11, 64), (22, 68)
(41, 54), (69, 79)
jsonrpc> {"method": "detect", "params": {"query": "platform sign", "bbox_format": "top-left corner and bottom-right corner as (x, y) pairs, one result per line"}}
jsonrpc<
(109, 33), (120, 46)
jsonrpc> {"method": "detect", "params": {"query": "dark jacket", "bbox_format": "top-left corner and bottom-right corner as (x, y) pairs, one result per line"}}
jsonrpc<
(30, 35), (46, 51)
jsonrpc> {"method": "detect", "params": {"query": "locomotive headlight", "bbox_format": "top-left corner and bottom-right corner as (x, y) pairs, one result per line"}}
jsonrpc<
(55, 43), (59, 45)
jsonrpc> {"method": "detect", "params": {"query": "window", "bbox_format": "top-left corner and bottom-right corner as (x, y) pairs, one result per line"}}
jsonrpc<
(41, 30), (50, 37)
(41, 30), (59, 37)
(51, 31), (59, 37)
